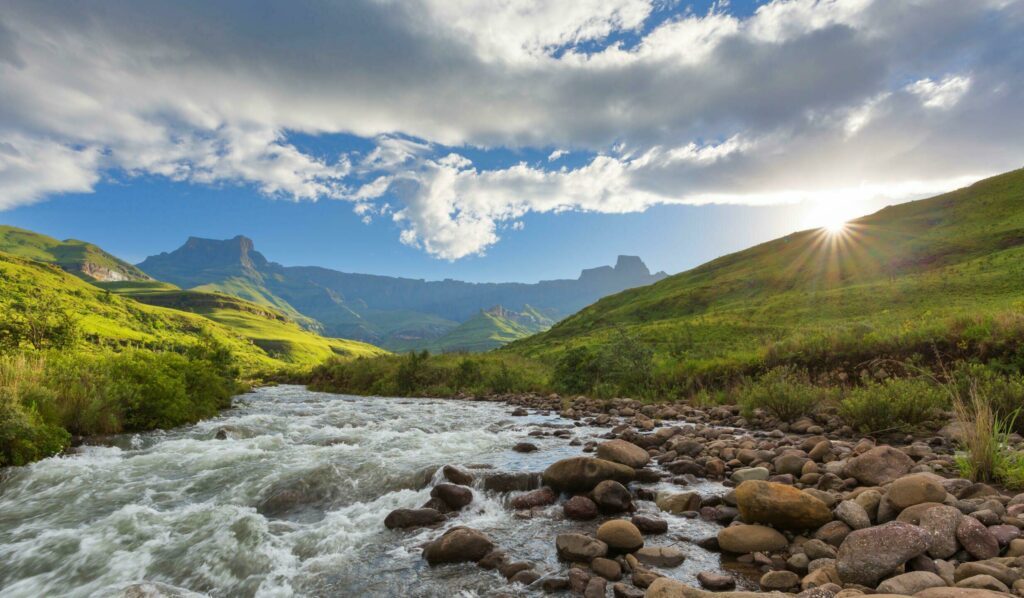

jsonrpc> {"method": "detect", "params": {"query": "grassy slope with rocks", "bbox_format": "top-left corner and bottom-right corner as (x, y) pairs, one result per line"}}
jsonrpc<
(389, 306), (554, 353)
(0, 225), (152, 282)
(510, 169), (1024, 382)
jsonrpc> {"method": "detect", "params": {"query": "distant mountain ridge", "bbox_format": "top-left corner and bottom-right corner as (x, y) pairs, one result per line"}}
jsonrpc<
(138, 237), (666, 351)
(0, 225), (151, 282)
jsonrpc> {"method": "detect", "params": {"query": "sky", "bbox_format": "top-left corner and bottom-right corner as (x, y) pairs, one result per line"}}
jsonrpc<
(0, 0), (1022, 282)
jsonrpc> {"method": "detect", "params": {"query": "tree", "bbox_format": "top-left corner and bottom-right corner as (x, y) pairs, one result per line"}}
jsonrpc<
(7, 291), (79, 351)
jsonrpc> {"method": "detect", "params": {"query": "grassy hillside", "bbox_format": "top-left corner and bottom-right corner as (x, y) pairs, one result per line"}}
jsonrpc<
(0, 225), (151, 282)
(0, 252), (384, 373)
(392, 305), (554, 353)
(510, 169), (1024, 379)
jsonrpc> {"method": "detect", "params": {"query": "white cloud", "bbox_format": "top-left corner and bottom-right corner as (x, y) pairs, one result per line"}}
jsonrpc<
(0, 0), (1022, 258)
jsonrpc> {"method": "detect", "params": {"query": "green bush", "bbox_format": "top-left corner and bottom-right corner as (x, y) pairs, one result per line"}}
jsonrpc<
(737, 366), (832, 422)
(551, 329), (655, 397)
(0, 388), (70, 466)
(950, 362), (1024, 434)
(839, 377), (948, 433)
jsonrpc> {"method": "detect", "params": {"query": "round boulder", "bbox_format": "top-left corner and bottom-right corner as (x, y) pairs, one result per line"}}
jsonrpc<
(423, 527), (495, 565)
(596, 439), (650, 468)
(556, 533), (608, 562)
(431, 483), (473, 510)
(564, 495), (599, 520)
(596, 519), (644, 553)
(836, 521), (931, 587)
(593, 480), (633, 513)
(844, 445), (915, 486)
(542, 457), (635, 493)
(384, 508), (444, 529)
(887, 473), (947, 510)
(717, 524), (788, 554)
(735, 480), (832, 530)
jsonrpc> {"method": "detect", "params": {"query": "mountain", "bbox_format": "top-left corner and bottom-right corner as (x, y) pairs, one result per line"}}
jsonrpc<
(138, 238), (666, 351)
(510, 169), (1024, 374)
(0, 252), (385, 372)
(0, 225), (151, 282)
(392, 305), (556, 353)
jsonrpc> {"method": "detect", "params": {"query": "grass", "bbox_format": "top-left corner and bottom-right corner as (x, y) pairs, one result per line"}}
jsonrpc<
(0, 225), (151, 281)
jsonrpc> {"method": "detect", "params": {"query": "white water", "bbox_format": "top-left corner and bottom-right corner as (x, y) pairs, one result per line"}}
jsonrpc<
(0, 385), (729, 598)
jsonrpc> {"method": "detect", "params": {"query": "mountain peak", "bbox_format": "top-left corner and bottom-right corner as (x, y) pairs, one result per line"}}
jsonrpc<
(614, 255), (650, 276)
(140, 235), (268, 277)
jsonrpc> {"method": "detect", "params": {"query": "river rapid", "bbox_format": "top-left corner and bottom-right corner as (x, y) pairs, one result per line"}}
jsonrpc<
(0, 385), (730, 597)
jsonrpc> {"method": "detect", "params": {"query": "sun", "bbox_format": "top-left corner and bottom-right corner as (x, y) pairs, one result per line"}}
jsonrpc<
(823, 217), (849, 235)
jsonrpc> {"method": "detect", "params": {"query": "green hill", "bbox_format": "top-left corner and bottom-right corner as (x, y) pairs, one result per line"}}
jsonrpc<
(392, 305), (554, 353)
(0, 225), (151, 282)
(510, 169), (1024, 378)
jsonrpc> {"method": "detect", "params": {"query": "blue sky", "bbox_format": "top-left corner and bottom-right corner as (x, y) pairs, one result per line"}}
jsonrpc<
(1, 0), (1021, 282)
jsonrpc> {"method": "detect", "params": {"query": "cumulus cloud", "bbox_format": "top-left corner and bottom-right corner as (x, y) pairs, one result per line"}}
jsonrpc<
(0, 0), (1022, 257)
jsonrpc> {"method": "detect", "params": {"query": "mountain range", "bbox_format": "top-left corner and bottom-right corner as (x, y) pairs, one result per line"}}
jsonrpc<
(136, 237), (666, 351)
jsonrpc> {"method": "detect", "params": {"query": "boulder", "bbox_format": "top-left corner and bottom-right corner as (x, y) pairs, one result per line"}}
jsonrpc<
(876, 571), (947, 595)
(593, 480), (633, 513)
(430, 483), (473, 510)
(760, 570), (800, 591)
(542, 457), (634, 493)
(916, 589), (1015, 598)
(635, 546), (686, 567)
(591, 557), (622, 581)
(888, 474), (948, 510)
(483, 471), (541, 492)
(423, 527), (495, 565)
(845, 446), (915, 486)
(835, 500), (871, 530)
(735, 480), (832, 530)
(556, 533), (608, 562)
(835, 521), (931, 587)
(698, 571), (736, 591)
(955, 575), (1009, 593)
(510, 487), (557, 510)
(956, 516), (999, 560)
(384, 508), (444, 529)
(597, 519), (644, 553)
(919, 505), (962, 559)
(442, 464), (473, 486)
(597, 439), (651, 468)
(718, 524), (789, 554)
(564, 495), (599, 520)
(632, 514), (668, 534)
(731, 467), (770, 484)
(656, 491), (701, 514)
(646, 578), (790, 598)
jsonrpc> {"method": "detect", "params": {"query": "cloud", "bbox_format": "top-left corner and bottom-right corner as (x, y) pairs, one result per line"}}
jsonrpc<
(0, 0), (1022, 257)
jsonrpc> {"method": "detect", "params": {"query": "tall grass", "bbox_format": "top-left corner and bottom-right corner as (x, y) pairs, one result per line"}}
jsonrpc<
(948, 373), (1024, 488)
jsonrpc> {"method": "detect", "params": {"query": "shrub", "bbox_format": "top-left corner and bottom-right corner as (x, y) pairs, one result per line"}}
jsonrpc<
(737, 366), (831, 422)
(950, 362), (1024, 434)
(840, 378), (947, 433)
(0, 388), (69, 466)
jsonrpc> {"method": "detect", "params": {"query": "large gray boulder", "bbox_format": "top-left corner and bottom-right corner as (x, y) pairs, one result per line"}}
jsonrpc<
(836, 521), (931, 587)
(423, 527), (495, 565)
(596, 439), (650, 468)
(845, 446), (915, 486)
(542, 457), (634, 493)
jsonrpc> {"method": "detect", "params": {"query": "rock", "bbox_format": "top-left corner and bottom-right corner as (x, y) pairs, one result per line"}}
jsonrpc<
(916, 588), (1015, 598)
(731, 467), (770, 484)
(656, 491), (701, 514)
(735, 480), (832, 530)
(835, 521), (931, 587)
(585, 577), (607, 598)
(761, 570), (800, 591)
(500, 560), (533, 579)
(478, 550), (507, 569)
(592, 556), (623, 581)
(513, 442), (539, 453)
(483, 471), (541, 492)
(635, 546), (686, 567)
(593, 480), (633, 513)
(556, 533), (608, 562)
(988, 525), (1019, 547)
(698, 571), (736, 591)
(542, 457), (634, 493)
(803, 539), (837, 560)
(815, 520), (852, 547)
(510, 569), (540, 585)
(597, 439), (651, 468)
(718, 524), (789, 554)
(564, 495), (599, 520)
(646, 578), (788, 598)
(954, 561), (1019, 587)
(116, 582), (195, 598)
(955, 575), (1009, 593)
(888, 474), (948, 510)
(597, 519), (644, 553)
(845, 446), (915, 486)
(423, 527), (495, 565)
(876, 571), (947, 595)
(956, 516), (999, 560)
(510, 486), (557, 510)
(384, 508), (444, 529)
(430, 483), (473, 510)
(632, 514), (668, 534)
(541, 576), (571, 593)
(442, 464), (473, 486)
(612, 582), (646, 598)
(569, 568), (592, 593)
(919, 505), (962, 559)
(835, 500), (871, 530)
(801, 564), (840, 590)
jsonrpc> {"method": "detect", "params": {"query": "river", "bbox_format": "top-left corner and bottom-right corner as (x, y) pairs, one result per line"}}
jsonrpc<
(0, 385), (730, 597)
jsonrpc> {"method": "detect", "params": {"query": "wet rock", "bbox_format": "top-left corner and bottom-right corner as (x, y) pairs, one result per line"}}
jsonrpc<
(631, 514), (668, 534)
(510, 569), (541, 586)
(593, 480), (633, 513)
(597, 439), (651, 468)
(698, 571), (736, 591)
(478, 550), (507, 569)
(635, 546), (686, 567)
(835, 521), (931, 587)
(541, 576), (570, 593)
(919, 505), (962, 559)
(656, 491), (701, 514)
(597, 519), (644, 553)
(875, 571), (947, 595)
(483, 471), (541, 492)
(117, 582), (194, 598)
(510, 487), (557, 510)
(887, 473), (948, 510)
(556, 533), (608, 562)
(423, 527), (495, 565)
(584, 577), (607, 598)
(760, 570), (800, 591)
(513, 442), (539, 453)
(430, 483), (473, 510)
(845, 446), (915, 486)
(718, 524), (789, 554)
(568, 568), (592, 593)
(499, 560), (533, 579)
(592, 556), (623, 580)
(442, 464), (473, 486)
(956, 515), (1000, 560)
(612, 582), (645, 598)
(384, 508), (445, 529)
(542, 457), (634, 493)
(735, 480), (832, 530)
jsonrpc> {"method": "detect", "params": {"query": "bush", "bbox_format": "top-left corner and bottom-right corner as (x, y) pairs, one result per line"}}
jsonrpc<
(840, 378), (948, 433)
(551, 329), (655, 397)
(737, 366), (832, 422)
(950, 362), (1024, 434)
(0, 388), (69, 466)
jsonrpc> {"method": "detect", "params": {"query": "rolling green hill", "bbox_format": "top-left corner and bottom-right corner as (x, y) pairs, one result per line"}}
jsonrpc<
(510, 169), (1024, 377)
(391, 305), (554, 353)
(0, 225), (151, 282)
